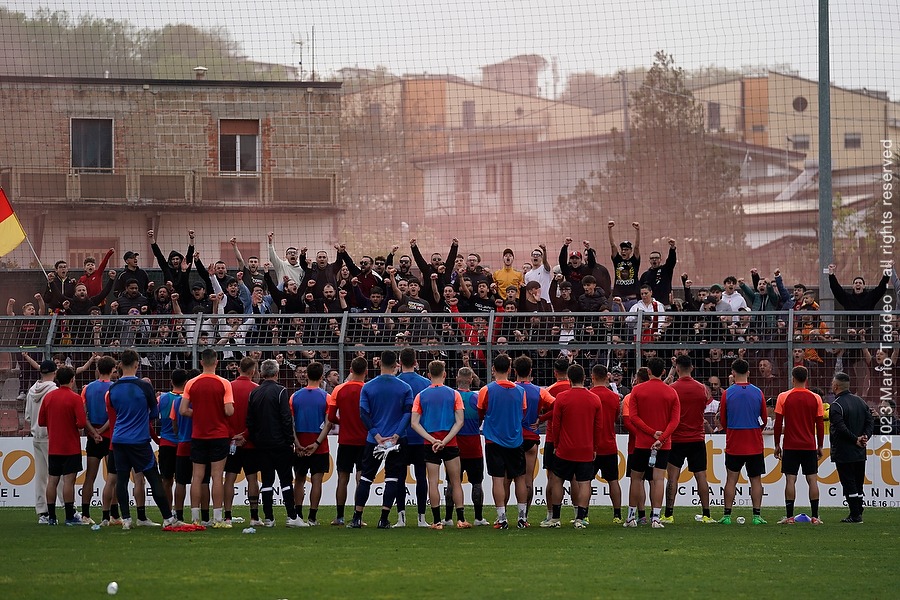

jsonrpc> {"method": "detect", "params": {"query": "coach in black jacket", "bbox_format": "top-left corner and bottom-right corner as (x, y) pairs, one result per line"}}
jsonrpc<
(829, 372), (875, 523)
(247, 359), (300, 525)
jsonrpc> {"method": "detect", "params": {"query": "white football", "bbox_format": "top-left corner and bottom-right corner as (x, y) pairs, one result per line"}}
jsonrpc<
(107, 582), (118, 595)
(736, 516), (746, 524)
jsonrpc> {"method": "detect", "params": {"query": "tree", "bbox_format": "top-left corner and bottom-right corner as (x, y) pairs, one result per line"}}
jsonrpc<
(557, 51), (744, 274)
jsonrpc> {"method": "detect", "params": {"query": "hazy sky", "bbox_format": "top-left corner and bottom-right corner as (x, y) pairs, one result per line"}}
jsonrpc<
(7, 0), (900, 97)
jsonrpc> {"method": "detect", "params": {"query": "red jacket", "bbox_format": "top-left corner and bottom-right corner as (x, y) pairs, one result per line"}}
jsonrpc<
(628, 379), (681, 450)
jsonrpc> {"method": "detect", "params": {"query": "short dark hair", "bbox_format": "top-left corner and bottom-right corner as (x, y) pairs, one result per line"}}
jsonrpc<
(350, 356), (368, 375)
(427, 360), (445, 378)
(731, 358), (750, 375)
(567, 363), (585, 385)
(792, 366), (809, 383)
(833, 371), (851, 384)
(56, 366), (75, 385)
(370, 286), (384, 296)
(239, 357), (257, 375)
(493, 353), (511, 374)
(125, 278), (138, 288)
(97, 355), (117, 376)
(635, 367), (650, 383)
(675, 354), (693, 370)
(200, 348), (218, 366)
(646, 357), (666, 377)
(54, 260), (67, 269)
(380, 350), (397, 368)
(307, 361), (324, 381)
(794, 283), (807, 291)
(553, 357), (570, 375)
(399, 347), (417, 368)
(120, 348), (140, 368)
(513, 355), (532, 378)
(582, 275), (596, 286)
(724, 276), (737, 285)
(591, 364), (608, 380)
(171, 369), (189, 386)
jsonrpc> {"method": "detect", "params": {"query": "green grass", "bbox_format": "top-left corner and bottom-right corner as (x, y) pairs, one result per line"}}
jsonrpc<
(1, 506), (897, 599)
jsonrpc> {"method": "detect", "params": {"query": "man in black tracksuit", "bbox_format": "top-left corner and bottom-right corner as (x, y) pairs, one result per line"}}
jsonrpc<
(148, 229), (195, 298)
(829, 372), (875, 523)
(246, 359), (300, 526)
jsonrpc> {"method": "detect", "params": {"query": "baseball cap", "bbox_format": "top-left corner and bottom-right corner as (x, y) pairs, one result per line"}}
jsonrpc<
(569, 251), (582, 259)
(525, 280), (541, 290)
(620, 241), (633, 249)
(39, 360), (57, 374)
(123, 251), (139, 260)
(191, 283), (205, 290)
(709, 283), (724, 292)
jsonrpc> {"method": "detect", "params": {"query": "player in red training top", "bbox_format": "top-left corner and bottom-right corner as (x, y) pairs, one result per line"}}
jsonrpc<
(665, 355), (715, 524)
(38, 366), (87, 526)
(623, 367), (651, 524)
(774, 366), (825, 525)
(548, 364), (604, 529)
(411, 360), (468, 529)
(325, 356), (369, 526)
(181, 348), (235, 527)
(624, 357), (680, 529)
(718, 358), (768, 525)
(539, 358), (568, 527)
(590, 364), (623, 524)
(224, 357), (260, 526)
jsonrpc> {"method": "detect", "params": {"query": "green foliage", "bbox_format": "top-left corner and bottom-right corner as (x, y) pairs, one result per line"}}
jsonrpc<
(0, 8), (294, 80)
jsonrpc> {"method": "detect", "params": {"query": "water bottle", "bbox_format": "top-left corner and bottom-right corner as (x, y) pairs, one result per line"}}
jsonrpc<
(648, 448), (658, 468)
(229, 439), (237, 455)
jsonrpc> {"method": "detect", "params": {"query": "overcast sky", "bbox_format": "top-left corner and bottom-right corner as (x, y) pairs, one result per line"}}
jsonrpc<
(7, 0), (900, 97)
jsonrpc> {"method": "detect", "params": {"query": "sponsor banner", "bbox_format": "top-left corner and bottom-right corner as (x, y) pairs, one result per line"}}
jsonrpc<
(1, 436), (898, 508)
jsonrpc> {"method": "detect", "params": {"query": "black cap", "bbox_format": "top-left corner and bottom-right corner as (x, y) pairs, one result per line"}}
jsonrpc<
(191, 283), (205, 290)
(709, 283), (724, 292)
(39, 360), (57, 374)
(123, 251), (139, 260)
(620, 241), (633, 249)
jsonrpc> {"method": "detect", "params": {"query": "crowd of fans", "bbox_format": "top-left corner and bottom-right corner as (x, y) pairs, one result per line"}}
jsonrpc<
(2, 223), (898, 430)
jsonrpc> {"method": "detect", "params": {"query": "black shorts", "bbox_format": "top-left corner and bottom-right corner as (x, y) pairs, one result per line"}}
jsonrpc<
(485, 443), (526, 479)
(225, 448), (261, 475)
(628, 449), (669, 476)
(359, 442), (408, 482)
(593, 453), (619, 482)
(336, 444), (365, 474)
(106, 450), (117, 473)
(405, 441), (426, 467)
(294, 452), (330, 477)
(543, 442), (557, 472)
(425, 444), (460, 465)
(85, 436), (110, 459)
(48, 454), (82, 477)
(521, 439), (540, 452)
(113, 443), (157, 475)
(460, 457), (485, 485)
(191, 438), (230, 465)
(175, 456), (211, 486)
(781, 449), (819, 476)
(725, 453), (766, 478)
(158, 445), (177, 479)
(552, 457), (595, 482)
(668, 441), (708, 473)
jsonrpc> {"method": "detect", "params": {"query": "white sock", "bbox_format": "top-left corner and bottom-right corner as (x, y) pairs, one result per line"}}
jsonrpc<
(651, 508), (661, 521)
(213, 508), (223, 521)
(417, 513), (427, 523)
(517, 504), (527, 520)
(497, 507), (507, 522)
(627, 506), (637, 521)
(191, 508), (200, 522)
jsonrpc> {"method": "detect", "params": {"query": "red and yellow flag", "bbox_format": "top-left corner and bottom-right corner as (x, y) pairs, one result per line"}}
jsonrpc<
(0, 187), (26, 257)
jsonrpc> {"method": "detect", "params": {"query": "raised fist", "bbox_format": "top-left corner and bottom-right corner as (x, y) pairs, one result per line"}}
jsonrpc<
(452, 238), (459, 245)
(108, 270), (116, 280)
(391, 245), (400, 254)
(229, 237), (237, 246)
(188, 230), (195, 240)
(582, 240), (590, 249)
(607, 221), (615, 229)
(267, 232), (275, 243)
(773, 269), (781, 277)
(564, 237), (573, 246)
(409, 238), (417, 247)
(351, 277), (359, 286)
(147, 229), (155, 239)
(170, 293), (179, 302)
(262, 262), (271, 273)
(828, 264), (836, 275)
(632, 222), (640, 230)
(437, 265), (446, 274)
(236, 271), (243, 281)
(668, 238), (676, 248)
(750, 268), (758, 275)
(431, 273), (438, 280)
(339, 289), (348, 298)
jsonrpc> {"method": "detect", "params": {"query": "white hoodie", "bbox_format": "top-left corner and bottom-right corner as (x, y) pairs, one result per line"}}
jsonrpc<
(24, 380), (57, 440)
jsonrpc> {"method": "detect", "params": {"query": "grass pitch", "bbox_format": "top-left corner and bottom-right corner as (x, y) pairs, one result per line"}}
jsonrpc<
(1, 506), (896, 599)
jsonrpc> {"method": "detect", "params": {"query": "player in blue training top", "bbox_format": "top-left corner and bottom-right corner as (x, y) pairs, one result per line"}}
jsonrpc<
(411, 360), (468, 529)
(290, 361), (333, 527)
(157, 369), (188, 514)
(349, 350), (414, 530)
(105, 349), (181, 530)
(80, 355), (116, 525)
(395, 347), (431, 528)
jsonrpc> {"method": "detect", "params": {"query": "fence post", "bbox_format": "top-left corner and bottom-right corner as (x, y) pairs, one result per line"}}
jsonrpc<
(338, 312), (348, 377)
(44, 313), (58, 358)
(634, 316), (643, 372)
(191, 313), (203, 370)
(785, 308), (794, 388)
(486, 311), (495, 367)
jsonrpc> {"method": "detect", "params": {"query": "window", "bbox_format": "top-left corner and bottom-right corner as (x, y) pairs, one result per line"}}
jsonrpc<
(71, 119), (113, 172)
(368, 103), (382, 126)
(485, 164), (497, 194)
(219, 241), (260, 269)
(844, 133), (862, 149)
(462, 101), (476, 129)
(790, 135), (810, 151)
(220, 120), (259, 173)
(68, 237), (118, 269)
(455, 168), (471, 193)
(751, 124), (766, 133)
(707, 102), (721, 131)
(500, 163), (512, 204)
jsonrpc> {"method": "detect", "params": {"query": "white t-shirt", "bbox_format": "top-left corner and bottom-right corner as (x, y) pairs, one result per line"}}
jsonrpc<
(524, 265), (553, 303)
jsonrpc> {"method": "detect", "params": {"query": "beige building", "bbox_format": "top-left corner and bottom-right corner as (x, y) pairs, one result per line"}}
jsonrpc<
(0, 75), (342, 270)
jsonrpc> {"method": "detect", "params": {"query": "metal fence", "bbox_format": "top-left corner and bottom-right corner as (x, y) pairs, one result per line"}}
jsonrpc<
(0, 309), (896, 434)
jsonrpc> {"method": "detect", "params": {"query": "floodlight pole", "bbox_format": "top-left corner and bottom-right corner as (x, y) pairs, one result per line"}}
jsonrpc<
(818, 0), (834, 310)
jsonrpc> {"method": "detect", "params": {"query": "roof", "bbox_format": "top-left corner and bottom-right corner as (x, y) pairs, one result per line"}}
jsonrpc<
(0, 75), (341, 90)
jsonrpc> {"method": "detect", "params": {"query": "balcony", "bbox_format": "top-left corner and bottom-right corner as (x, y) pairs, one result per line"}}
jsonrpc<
(0, 167), (336, 209)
